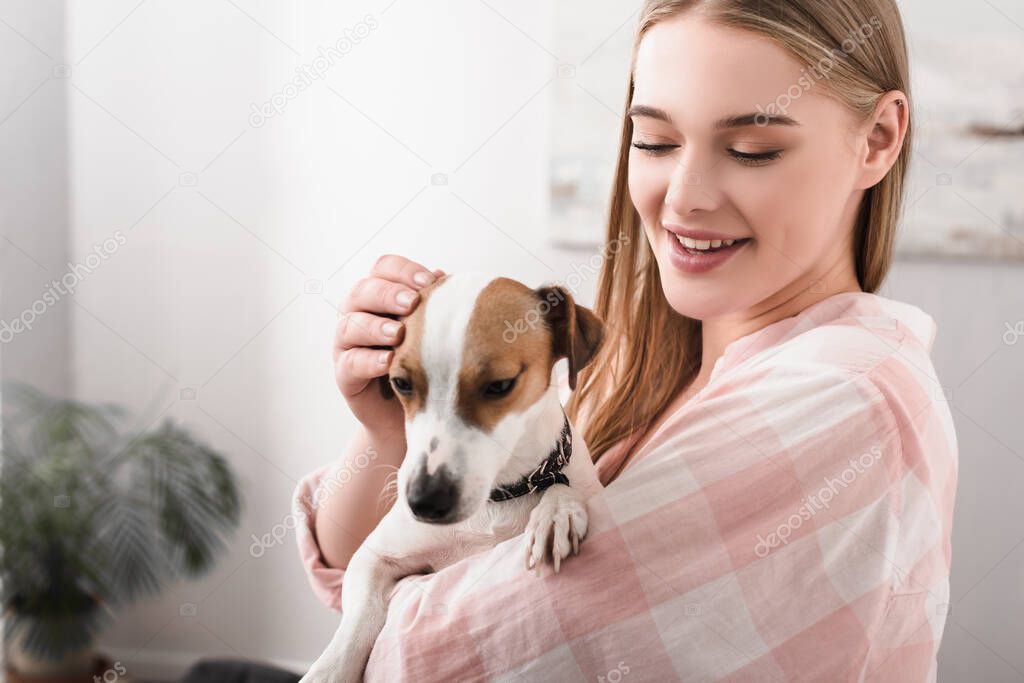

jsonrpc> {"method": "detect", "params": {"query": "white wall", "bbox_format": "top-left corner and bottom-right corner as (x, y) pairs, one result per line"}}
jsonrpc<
(0, 0), (71, 395)
(63, 0), (575, 677)
(1, 0), (1019, 679)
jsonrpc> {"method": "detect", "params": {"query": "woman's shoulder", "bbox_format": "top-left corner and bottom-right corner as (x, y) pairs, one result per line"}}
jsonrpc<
(678, 292), (953, 458)
(702, 291), (956, 474)
(722, 291), (940, 385)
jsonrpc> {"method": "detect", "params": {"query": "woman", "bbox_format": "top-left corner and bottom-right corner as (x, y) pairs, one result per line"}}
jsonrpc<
(295, 0), (958, 679)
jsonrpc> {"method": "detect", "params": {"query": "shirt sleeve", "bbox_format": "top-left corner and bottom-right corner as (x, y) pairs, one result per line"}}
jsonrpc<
(361, 360), (955, 681)
(293, 462), (346, 612)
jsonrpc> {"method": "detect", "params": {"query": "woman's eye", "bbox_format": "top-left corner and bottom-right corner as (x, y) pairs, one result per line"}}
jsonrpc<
(391, 376), (413, 395)
(483, 378), (516, 398)
(631, 141), (679, 157)
(728, 149), (783, 166)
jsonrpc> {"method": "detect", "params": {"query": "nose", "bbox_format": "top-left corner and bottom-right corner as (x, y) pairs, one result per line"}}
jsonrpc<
(664, 157), (717, 216)
(407, 463), (459, 522)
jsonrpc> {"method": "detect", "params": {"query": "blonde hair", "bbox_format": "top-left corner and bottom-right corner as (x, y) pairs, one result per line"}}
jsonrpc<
(565, 0), (912, 483)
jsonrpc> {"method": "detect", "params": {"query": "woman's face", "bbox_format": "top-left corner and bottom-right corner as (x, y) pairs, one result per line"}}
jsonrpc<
(628, 14), (868, 321)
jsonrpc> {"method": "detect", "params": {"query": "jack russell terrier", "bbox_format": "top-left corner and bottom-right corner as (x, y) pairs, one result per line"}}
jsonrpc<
(300, 272), (606, 682)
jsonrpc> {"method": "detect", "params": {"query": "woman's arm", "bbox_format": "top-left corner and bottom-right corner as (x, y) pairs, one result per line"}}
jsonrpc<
(315, 425), (406, 569)
(363, 362), (956, 681)
(293, 424), (406, 610)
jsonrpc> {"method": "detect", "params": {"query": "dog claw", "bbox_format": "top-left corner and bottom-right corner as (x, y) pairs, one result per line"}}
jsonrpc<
(524, 484), (588, 576)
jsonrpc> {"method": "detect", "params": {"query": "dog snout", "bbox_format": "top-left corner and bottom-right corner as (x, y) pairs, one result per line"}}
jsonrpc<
(407, 463), (460, 523)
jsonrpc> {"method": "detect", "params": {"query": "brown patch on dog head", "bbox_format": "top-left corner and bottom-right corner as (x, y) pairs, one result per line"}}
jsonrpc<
(386, 275), (604, 433)
(383, 275), (450, 417)
(455, 278), (557, 433)
(533, 284), (604, 390)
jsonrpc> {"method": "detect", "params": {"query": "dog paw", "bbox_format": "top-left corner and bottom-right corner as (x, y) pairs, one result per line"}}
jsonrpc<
(524, 484), (588, 575)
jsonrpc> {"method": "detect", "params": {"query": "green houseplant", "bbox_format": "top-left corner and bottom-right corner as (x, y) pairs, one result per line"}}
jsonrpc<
(0, 382), (243, 681)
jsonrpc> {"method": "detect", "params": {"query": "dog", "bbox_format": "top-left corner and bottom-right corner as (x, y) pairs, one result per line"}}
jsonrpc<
(299, 272), (606, 682)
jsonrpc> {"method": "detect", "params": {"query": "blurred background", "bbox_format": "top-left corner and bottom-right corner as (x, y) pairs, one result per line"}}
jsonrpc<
(1, 0), (1021, 681)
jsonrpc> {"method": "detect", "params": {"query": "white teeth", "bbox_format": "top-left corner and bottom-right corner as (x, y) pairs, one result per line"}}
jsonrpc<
(674, 234), (738, 251)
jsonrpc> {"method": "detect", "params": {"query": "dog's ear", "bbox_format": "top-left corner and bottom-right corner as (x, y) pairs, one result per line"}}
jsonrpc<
(534, 285), (605, 391)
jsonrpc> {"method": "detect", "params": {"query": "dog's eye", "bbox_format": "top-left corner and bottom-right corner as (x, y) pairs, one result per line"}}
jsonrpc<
(391, 376), (413, 395)
(484, 378), (516, 398)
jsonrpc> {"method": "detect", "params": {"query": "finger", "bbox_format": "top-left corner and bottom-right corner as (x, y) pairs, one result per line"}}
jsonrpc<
(336, 347), (393, 398)
(335, 311), (404, 354)
(345, 277), (420, 317)
(371, 254), (440, 290)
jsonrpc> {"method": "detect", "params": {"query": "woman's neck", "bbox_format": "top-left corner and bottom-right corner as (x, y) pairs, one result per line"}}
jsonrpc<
(631, 242), (862, 460)
(699, 249), (862, 389)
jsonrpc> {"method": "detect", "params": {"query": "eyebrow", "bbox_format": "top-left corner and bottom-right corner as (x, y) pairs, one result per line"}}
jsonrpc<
(626, 104), (799, 129)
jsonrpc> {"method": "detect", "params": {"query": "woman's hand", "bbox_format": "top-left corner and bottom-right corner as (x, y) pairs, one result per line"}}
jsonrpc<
(333, 254), (445, 439)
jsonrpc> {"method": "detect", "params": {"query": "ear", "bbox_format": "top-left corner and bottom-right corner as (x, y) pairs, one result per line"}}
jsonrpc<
(855, 90), (909, 190)
(534, 285), (605, 391)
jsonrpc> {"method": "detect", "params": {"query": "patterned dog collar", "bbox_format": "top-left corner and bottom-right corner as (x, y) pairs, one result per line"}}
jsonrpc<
(489, 412), (572, 502)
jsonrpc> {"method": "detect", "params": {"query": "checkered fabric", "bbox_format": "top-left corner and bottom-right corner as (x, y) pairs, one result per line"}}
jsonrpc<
(293, 291), (958, 682)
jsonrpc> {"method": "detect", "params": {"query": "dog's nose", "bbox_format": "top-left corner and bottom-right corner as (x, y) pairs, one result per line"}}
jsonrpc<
(407, 464), (459, 522)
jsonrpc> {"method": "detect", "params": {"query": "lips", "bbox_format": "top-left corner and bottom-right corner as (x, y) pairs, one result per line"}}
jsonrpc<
(662, 224), (747, 244)
(663, 226), (751, 274)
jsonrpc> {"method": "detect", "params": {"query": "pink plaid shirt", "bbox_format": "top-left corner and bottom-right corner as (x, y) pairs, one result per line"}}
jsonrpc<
(293, 291), (957, 681)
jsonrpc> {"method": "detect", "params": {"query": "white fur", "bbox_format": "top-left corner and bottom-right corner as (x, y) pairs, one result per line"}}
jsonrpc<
(299, 273), (600, 683)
